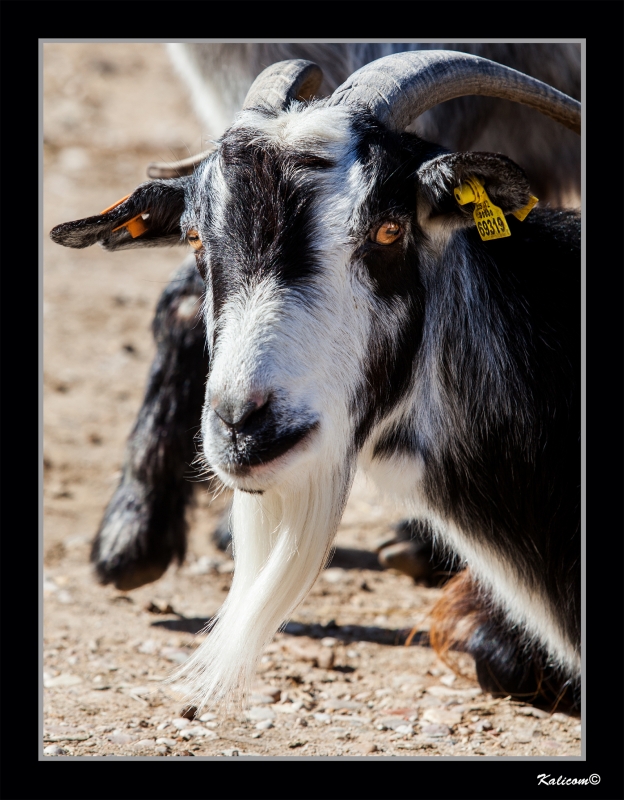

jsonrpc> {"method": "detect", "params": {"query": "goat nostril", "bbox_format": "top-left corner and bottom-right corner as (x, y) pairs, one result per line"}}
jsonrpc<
(213, 394), (269, 432)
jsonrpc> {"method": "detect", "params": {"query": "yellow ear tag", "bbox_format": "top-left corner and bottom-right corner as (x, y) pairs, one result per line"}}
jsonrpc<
(100, 194), (149, 239)
(454, 176), (510, 241)
(512, 195), (539, 221)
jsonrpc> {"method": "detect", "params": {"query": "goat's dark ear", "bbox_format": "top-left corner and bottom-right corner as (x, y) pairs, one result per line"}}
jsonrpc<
(416, 152), (533, 231)
(50, 177), (189, 251)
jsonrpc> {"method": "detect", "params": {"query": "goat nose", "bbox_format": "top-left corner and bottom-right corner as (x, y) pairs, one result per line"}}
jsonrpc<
(212, 393), (269, 432)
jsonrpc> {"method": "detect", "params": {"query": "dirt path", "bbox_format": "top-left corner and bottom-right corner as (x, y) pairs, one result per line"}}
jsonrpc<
(42, 43), (581, 758)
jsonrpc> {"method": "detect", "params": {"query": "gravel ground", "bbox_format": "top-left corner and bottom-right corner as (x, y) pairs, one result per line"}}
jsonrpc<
(42, 42), (582, 760)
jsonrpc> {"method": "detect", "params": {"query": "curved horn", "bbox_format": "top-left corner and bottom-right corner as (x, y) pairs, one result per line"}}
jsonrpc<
(147, 147), (215, 179)
(242, 59), (323, 111)
(327, 50), (581, 135)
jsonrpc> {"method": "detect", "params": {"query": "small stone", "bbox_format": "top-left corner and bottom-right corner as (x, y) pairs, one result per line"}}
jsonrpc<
(137, 639), (159, 655)
(395, 724), (414, 735)
(317, 650), (335, 670)
(255, 719), (274, 730)
(107, 732), (137, 745)
(439, 674), (456, 687)
(296, 717), (308, 727)
(222, 748), (240, 757)
(180, 705), (198, 720)
(313, 713), (331, 724)
(288, 740), (307, 748)
(156, 738), (177, 747)
(251, 732), (262, 739)
(422, 707), (463, 727)
(133, 739), (155, 749)
(324, 698), (363, 712)
(155, 746), (168, 755)
(421, 723), (452, 737)
(160, 647), (189, 665)
(44, 673), (83, 688)
(145, 599), (176, 615)
(250, 693), (279, 705)
(246, 706), (275, 721)
(515, 706), (549, 719)
(171, 718), (191, 730)
(472, 719), (493, 732)
(199, 712), (218, 722)
(321, 637), (338, 648)
(551, 712), (571, 723)
(44, 745), (68, 756)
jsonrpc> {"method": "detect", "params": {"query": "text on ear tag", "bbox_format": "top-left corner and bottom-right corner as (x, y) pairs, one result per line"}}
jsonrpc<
(454, 176), (510, 241)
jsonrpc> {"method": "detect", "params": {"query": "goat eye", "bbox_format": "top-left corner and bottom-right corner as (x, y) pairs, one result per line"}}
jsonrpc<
(187, 229), (203, 250)
(372, 221), (403, 245)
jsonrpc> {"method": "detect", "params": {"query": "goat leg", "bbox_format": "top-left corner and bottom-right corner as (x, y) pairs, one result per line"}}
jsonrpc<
(91, 257), (208, 590)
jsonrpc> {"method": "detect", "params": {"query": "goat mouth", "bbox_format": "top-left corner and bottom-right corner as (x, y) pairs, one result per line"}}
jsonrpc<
(216, 421), (320, 485)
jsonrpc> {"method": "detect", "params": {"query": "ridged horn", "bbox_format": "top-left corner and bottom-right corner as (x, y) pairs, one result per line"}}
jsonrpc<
(242, 59), (323, 111)
(147, 147), (216, 179)
(327, 50), (581, 135)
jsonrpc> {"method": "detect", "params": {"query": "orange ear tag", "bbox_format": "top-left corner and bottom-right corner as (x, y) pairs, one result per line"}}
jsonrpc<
(101, 194), (149, 238)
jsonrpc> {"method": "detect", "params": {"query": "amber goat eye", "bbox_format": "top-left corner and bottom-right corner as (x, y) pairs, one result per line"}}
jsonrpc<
(373, 221), (403, 245)
(187, 229), (203, 250)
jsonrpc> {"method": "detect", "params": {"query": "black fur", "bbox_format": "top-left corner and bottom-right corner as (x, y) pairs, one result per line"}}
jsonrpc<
(90, 259), (208, 590)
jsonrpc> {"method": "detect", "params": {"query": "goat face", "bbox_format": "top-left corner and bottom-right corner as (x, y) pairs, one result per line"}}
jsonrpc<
(192, 106), (427, 495)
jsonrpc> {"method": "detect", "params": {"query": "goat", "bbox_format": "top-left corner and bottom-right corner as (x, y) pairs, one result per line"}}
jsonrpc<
(51, 51), (581, 713)
(89, 42), (581, 595)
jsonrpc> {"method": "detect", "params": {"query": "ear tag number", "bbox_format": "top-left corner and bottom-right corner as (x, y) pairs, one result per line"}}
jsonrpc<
(454, 176), (510, 241)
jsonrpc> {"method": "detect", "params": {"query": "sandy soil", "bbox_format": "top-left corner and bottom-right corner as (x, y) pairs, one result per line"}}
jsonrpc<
(42, 42), (581, 759)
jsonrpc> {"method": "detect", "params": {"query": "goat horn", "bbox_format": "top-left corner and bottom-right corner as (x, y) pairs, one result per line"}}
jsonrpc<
(147, 147), (215, 179)
(328, 50), (580, 135)
(243, 59), (323, 111)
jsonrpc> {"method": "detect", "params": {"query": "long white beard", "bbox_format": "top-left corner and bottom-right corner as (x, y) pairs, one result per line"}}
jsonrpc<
(172, 456), (354, 711)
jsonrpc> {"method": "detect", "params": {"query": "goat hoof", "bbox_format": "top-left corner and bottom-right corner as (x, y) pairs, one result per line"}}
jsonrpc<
(378, 540), (434, 582)
(91, 480), (187, 590)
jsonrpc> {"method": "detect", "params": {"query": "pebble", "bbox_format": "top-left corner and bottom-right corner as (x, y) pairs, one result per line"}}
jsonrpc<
(376, 717), (413, 731)
(44, 673), (83, 688)
(132, 739), (156, 750)
(426, 685), (482, 699)
(323, 698), (363, 712)
(107, 732), (137, 745)
(44, 745), (69, 756)
(199, 712), (218, 722)
(250, 693), (279, 705)
(395, 724), (414, 736)
(246, 706), (275, 721)
(160, 647), (189, 665)
(171, 718), (192, 730)
(222, 748), (241, 757)
(255, 720), (274, 730)
(516, 706), (549, 719)
(155, 746), (168, 755)
(420, 723), (452, 737)
(313, 713), (331, 724)
(137, 639), (159, 655)
(422, 707), (463, 727)
(471, 719), (493, 732)
(181, 727), (217, 739)
(156, 738), (178, 747)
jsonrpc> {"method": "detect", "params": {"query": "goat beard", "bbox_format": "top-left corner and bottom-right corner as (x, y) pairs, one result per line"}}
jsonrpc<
(171, 451), (355, 711)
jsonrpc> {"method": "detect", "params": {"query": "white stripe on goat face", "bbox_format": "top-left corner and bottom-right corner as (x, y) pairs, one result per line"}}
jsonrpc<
(199, 105), (378, 492)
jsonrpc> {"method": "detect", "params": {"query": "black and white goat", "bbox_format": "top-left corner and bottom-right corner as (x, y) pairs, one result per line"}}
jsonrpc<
(88, 42), (581, 594)
(51, 51), (581, 712)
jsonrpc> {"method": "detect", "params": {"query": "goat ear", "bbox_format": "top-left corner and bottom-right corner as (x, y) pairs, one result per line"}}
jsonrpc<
(416, 152), (533, 231)
(49, 177), (189, 251)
